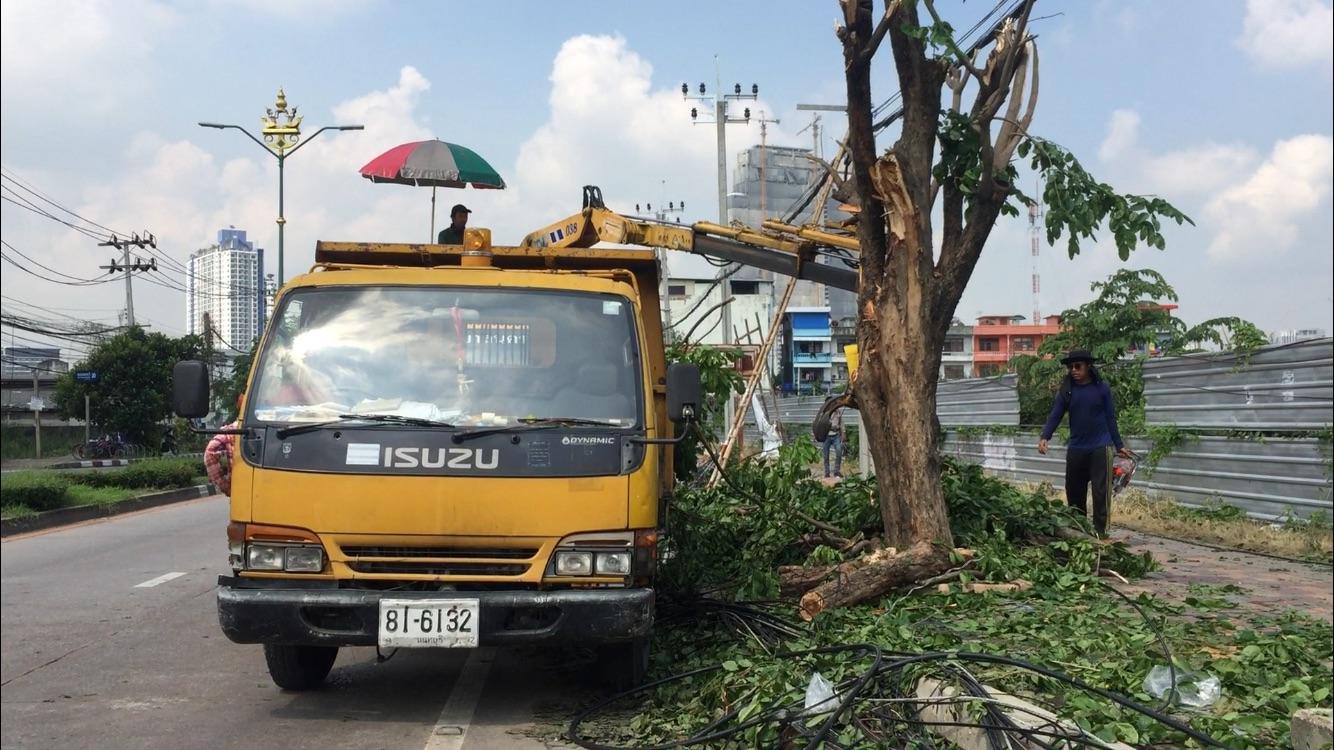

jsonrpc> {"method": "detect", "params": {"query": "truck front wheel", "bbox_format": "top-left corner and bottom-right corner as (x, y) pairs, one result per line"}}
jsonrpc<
(598, 638), (650, 692)
(263, 644), (339, 690)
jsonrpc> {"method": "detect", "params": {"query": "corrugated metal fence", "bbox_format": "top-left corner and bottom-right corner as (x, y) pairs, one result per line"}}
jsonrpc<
(937, 374), (1020, 426)
(1144, 337), (1333, 430)
(942, 430), (1332, 521)
(739, 374), (1019, 436)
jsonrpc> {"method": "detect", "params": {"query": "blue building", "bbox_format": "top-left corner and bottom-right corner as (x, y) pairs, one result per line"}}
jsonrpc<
(781, 307), (834, 394)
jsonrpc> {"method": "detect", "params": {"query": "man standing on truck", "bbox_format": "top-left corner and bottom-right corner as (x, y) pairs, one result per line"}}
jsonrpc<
(1037, 349), (1131, 537)
(437, 204), (471, 244)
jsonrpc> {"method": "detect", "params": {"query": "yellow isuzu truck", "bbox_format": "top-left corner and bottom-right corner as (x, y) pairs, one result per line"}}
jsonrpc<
(173, 187), (857, 690)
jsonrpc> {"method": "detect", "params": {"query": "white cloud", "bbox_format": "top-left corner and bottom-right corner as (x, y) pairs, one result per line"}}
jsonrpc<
(1206, 134), (1334, 261)
(0, 35), (809, 343)
(1238, 0), (1333, 69)
(1098, 109), (1141, 162)
(0, 0), (177, 114)
(1098, 108), (1258, 195)
(512, 34), (793, 228)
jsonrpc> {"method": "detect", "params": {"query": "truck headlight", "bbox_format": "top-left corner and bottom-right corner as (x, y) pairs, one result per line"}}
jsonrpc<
(595, 551), (631, 575)
(246, 544), (285, 571)
(284, 546), (325, 572)
(554, 551), (594, 576)
(245, 543), (324, 572)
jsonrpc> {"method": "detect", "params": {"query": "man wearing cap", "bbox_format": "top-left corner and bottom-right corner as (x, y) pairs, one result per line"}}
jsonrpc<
(438, 204), (472, 244)
(1037, 349), (1130, 537)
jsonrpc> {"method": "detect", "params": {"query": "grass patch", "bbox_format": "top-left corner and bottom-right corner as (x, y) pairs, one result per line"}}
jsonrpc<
(1, 503), (37, 520)
(1, 457), (206, 518)
(64, 484), (136, 507)
(1113, 489), (1332, 564)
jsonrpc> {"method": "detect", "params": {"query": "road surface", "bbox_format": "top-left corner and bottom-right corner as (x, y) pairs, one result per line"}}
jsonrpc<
(1, 495), (605, 749)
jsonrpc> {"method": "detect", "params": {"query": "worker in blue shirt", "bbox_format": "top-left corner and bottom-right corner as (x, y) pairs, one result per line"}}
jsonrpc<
(1037, 349), (1131, 536)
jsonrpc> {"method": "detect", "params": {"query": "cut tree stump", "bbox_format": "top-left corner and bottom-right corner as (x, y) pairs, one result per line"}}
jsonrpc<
(798, 541), (952, 621)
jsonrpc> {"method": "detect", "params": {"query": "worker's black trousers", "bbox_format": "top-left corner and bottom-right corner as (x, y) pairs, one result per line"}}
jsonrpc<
(1065, 446), (1113, 535)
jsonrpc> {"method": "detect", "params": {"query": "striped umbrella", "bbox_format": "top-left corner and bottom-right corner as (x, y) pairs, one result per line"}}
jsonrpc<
(359, 139), (506, 240)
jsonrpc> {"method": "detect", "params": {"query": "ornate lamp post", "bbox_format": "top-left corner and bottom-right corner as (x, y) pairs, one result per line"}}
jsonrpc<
(200, 89), (363, 285)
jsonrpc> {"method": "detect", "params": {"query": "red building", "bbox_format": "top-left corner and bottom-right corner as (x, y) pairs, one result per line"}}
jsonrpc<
(972, 314), (1063, 375)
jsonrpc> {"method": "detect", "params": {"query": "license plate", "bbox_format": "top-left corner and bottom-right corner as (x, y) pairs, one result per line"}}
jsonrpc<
(378, 598), (479, 649)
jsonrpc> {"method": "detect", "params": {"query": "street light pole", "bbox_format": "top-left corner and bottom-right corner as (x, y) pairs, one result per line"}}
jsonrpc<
(200, 89), (363, 285)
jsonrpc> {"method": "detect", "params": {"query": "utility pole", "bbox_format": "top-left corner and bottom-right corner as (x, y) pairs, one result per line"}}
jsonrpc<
(683, 61), (760, 437)
(32, 368), (41, 459)
(634, 200), (685, 223)
(98, 233), (159, 328)
(1029, 176), (1043, 324)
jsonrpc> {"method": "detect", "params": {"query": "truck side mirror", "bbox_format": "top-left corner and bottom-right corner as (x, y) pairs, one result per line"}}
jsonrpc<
(172, 360), (211, 418)
(666, 362), (702, 424)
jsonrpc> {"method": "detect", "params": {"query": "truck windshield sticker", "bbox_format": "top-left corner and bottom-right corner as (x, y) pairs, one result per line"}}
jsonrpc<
(345, 443), (381, 465)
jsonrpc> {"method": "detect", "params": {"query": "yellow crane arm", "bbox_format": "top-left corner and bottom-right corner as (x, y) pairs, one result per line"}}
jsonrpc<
(519, 186), (860, 292)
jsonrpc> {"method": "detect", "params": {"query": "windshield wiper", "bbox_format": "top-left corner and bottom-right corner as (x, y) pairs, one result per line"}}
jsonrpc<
(275, 413), (455, 439)
(452, 417), (624, 443)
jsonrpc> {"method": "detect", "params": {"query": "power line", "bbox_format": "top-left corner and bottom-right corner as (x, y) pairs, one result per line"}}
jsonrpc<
(0, 168), (192, 275)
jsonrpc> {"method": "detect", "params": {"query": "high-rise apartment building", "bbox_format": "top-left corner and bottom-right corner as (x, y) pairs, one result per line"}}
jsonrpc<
(187, 228), (265, 353)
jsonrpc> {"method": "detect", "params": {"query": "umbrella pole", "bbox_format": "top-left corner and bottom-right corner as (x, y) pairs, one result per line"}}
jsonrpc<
(430, 186), (437, 243)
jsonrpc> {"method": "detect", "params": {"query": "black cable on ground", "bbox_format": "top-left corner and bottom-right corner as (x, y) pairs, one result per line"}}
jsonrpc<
(568, 646), (1230, 749)
(567, 643), (885, 750)
(882, 651), (1228, 749)
(1096, 578), (1177, 711)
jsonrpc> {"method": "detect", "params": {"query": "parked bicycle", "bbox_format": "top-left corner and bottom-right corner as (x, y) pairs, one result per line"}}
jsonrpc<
(73, 433), (132, 460)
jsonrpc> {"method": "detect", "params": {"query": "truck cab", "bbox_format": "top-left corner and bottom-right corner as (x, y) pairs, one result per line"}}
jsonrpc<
(175, 229), (699, 690)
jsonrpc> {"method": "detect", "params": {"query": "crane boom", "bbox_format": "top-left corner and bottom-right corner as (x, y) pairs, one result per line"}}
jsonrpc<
(520, 186), (859, 293)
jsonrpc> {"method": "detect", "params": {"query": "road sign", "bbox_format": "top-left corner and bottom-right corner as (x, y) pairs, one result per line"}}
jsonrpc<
(75, 371), (99, 383)
(28, 397), (46, 411)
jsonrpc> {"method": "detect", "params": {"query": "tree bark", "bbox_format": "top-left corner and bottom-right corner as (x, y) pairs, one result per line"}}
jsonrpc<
(842, 0), (955, 556)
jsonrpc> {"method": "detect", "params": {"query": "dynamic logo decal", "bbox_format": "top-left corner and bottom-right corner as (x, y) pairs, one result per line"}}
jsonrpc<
(562, 436), (617, 446)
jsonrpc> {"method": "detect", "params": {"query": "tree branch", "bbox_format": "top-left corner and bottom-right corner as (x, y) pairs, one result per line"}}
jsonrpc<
(994, 41), (1040, 169)
(922, 0), (985, 82)
(860, 0), (901, 64)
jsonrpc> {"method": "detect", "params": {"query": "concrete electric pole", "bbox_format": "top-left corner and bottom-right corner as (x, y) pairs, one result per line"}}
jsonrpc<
(98, 233), (159, 328)
(682, 61), (761, 437)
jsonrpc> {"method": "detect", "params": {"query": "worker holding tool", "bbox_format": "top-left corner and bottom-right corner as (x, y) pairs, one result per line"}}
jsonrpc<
(1037, 349), (1131, 537)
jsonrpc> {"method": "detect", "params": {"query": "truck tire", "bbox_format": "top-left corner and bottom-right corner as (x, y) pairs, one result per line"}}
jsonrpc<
(598, 638), (650, 692)
(263, 644), (339, 690)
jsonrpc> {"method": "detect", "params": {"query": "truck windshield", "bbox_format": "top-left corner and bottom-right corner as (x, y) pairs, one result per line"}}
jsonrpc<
(247, 286), (642, 427)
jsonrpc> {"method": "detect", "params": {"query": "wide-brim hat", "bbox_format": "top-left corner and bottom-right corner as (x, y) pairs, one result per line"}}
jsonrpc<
(1060, 349), (1096, 366)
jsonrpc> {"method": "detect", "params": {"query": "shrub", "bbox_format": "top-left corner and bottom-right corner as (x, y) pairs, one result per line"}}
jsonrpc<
(0, 472), (71, 511)
(68, 457), (204, 490)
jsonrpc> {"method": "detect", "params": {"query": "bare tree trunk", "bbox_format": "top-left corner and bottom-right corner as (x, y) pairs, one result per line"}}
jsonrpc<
(841, 0), (954, 552)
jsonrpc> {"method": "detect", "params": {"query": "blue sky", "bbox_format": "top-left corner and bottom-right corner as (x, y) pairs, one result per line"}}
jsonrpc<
(2, 0), (1331, 355)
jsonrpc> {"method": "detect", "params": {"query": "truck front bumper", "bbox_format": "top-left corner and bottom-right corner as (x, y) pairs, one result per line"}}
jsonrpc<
(215, 577), (653, 647)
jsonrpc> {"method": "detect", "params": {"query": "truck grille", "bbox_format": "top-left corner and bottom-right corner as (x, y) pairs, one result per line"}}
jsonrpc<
(338, 544), (540, 578)
(347, 561), (529, 576)
(341, 546), (538, 560)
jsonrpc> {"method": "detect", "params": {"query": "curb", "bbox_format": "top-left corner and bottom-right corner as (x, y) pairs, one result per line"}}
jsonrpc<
(33, 452), (205, 471)
(0, 483), (217, 538)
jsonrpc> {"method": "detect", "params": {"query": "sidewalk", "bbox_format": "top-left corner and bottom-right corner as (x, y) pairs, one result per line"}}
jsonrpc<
(1114, 530), (1333, 623)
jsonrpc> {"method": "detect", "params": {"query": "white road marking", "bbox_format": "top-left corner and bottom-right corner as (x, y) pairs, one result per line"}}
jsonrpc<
(424, 647), (496, 750)
(134, 571), (186, 588)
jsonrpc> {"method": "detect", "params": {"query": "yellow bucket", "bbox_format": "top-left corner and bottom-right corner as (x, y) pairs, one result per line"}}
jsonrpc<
(844, 344), (859, 377)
